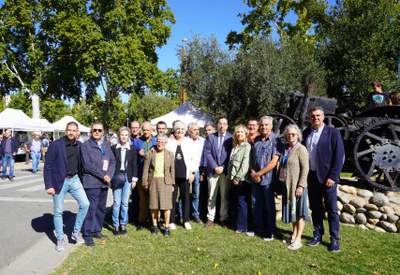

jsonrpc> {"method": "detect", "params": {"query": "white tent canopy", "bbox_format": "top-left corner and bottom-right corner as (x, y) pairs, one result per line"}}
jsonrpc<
(51, 115), (91, 132)
(0, 108), (54, 132)
(151, 101), (213, 128)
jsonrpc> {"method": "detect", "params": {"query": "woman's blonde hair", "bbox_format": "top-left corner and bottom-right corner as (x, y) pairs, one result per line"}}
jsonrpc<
(233, 124), (249, 146)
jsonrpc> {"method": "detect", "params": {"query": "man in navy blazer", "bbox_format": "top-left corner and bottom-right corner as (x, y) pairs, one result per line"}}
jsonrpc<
(44, 122), (89, 252)
(303, 106), (344, 252)
(1, 129), (20, 181)
(204, 117), (233, 228)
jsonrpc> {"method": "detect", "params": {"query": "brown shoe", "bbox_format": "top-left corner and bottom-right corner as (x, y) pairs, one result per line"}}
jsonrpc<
(204, 220), (214, 228)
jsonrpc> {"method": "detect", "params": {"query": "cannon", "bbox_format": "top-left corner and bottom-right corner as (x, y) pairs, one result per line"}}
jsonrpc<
(270, 93), (400, 191)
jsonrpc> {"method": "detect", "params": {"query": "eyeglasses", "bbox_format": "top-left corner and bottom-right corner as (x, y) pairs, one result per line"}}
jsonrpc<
(92, 129), (103, 133)
(286, 133), (297, 136)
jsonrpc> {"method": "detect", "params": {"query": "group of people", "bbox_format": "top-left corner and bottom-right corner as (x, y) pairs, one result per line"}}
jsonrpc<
(43, 105), (345, 253)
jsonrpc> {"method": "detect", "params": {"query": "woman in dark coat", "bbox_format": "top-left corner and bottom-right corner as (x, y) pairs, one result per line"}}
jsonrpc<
(111, 126), (138, 235)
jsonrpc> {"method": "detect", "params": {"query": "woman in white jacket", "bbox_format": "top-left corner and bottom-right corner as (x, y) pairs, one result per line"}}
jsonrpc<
(166, 120), (198, 230)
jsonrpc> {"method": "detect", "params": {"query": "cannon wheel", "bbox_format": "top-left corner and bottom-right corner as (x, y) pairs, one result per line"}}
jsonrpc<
(324, 114), (350, 141)
(269, 114), (296, 138)
(353, 119), (400, 191)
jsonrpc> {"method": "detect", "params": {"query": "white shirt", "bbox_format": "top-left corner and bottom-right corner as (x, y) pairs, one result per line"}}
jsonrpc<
(191, 136), (205, 168)
(306, 124), (324, 171)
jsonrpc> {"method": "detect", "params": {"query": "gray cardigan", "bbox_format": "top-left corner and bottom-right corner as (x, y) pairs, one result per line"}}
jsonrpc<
(227, 141), (251, 182)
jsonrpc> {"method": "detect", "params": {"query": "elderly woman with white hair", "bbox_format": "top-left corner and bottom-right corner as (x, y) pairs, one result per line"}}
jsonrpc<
(278, 124), (309, 250)
(166, 120), (198, 230)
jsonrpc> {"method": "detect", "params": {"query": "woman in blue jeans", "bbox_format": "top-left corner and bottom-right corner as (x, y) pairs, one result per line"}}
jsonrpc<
(111, 126), (138, 235)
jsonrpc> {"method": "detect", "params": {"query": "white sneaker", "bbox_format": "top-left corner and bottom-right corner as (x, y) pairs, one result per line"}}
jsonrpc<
(55, 238), (65, 252)
(184, 222), (192, 230)
(246, 231), (255, 237)
(263, 234), (274, 241)
(288, 241), (303, 250)
(169, 223), (176, 230)
(71, 230), (85, 244)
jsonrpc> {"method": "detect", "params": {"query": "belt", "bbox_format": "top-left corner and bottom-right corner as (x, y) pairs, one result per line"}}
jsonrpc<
(65, 174), (77, 179)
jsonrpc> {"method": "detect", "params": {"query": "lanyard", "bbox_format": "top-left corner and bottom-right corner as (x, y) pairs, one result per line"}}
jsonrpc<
(281, 142), (298, 165)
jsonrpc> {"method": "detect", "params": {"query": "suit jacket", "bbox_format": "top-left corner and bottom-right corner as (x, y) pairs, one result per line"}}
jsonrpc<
(111, 143), (138, 182)
(81, 138), (116, 189)
(205, 132), (233, 177)
(166, 137), (198, 180)
(1, 136), (19, 157)
(43, 137), (83, 193)
(142, 149), (175, 188)
(303, 124), (345, 184)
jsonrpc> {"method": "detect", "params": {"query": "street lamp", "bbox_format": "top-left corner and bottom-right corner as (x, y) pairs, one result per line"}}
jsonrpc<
(180, 38), (188, 105)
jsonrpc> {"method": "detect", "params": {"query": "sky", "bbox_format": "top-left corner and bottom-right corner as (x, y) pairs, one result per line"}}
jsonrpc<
(156, 0), (250, 72)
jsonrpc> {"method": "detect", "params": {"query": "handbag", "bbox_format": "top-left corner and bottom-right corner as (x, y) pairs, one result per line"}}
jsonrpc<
(111, 172), (126, 189)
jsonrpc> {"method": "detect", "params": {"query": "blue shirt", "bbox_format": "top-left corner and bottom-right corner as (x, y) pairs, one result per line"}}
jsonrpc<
(252, 132), (281, 185)
(306, 124), (325, 171)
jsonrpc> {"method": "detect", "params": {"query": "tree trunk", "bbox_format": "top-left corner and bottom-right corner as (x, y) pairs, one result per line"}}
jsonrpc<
(298, 83), (315, 130)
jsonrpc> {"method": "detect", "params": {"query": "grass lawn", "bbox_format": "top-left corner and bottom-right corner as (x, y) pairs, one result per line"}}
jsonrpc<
(55, 217), (400, 274)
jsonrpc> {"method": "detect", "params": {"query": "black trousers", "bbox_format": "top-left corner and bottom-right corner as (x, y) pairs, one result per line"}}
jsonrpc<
(170, 178), (190, 223)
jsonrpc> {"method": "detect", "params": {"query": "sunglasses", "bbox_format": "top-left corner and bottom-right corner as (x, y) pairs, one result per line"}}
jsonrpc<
(92, 129), (103, 133)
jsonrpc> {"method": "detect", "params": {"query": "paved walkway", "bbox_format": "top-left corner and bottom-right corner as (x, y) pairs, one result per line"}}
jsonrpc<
(0, 162), (112, 275)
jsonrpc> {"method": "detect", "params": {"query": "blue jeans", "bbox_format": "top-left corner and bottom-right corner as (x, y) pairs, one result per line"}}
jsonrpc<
(2, 154), (15, 178)
(53, 175), (89, 240)
(191, 171), (200, 218)
(30, 152), (41, 173)
(112, 177), (131, 227)
(252, 182), (276, 237)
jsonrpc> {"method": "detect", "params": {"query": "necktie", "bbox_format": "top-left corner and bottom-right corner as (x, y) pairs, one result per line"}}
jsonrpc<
(218, 134), (224, 165)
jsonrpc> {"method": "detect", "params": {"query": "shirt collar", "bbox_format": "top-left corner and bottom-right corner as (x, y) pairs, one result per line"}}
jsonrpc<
(116, 143), (131, 150)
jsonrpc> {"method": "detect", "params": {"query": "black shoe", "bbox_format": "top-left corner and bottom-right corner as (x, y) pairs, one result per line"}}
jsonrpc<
(93, 232), (108, 239)
(308, 236), (321, 246)
(150, 226), (158, 235)
(136, 225), (144, 231)
(120, 224), (127, 234)
(113, 227), (121, 236)
(329, 240), (340, 252)
(220, 220), (227, 228)
(193, 216), (203, 224)
(85, 237), (95, 247)
(164, 227), (170, 236)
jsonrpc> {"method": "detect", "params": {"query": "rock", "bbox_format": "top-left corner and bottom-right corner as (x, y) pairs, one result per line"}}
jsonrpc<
(357, 189), (374, 198)
(396, 220), (400, 232)
(355, 213), (367, 224)
(350, 197), (367, 208)
(358, 224), (368, 230)
(378, 221), (397, 233)
(275, 203), (282, 211)
(369, 192), (390, 207)
(340, 212), (355, 224)
(343, 204), (356, 215)
(356, 208), (367, 214)
(389, 197), (400, 206)
(364, 203), (379, 211)
(276, 211), (282, 221)
(387, 213), (399, 223)
(379, 206), (394, 214)
(339, 185), (357, 195)
(365, 223), (375, 230)
(367, 218), (380, 225)
(380, 214), (387, 221)
(367, 210), (382, 219)
(337, 191), (355, 204)
(337, 201), (343, 211)
(389, 203), (400, 213)
(374, 226), (386, 233)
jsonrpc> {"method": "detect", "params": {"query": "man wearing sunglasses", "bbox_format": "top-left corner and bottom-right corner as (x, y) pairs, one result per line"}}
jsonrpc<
(44, 122), (90, 252)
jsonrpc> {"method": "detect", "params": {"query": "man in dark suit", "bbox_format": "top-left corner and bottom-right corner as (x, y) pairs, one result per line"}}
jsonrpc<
(1, 129), (19, 181)
(44, 122), (89, 252)
(303, 106), (345, 252)
(204, 117), (233, 228)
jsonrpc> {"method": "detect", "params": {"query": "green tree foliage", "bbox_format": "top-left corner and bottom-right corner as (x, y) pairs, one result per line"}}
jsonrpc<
(41, 98), (70, 123)
(227, 0), (328, 48)
(127, 93), (179, 122)
(184, 35), (325, 125)
(7, 90), (32, 116)
(318, 0), (400, 110)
